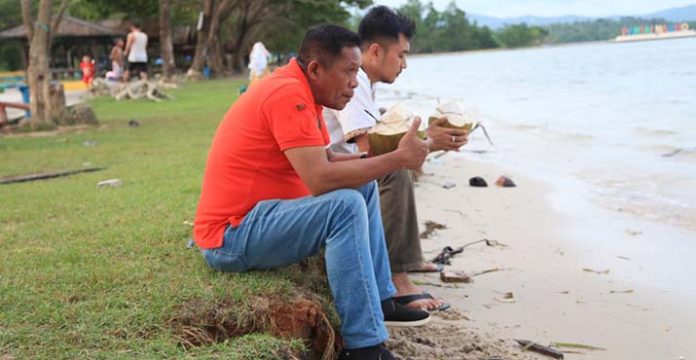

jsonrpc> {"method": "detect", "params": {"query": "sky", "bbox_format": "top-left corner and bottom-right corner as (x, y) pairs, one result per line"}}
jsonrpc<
(374, 0), (696, 18)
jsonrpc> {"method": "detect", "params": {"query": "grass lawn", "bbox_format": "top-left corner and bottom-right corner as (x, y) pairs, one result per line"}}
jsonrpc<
(0, 80), (332, 359)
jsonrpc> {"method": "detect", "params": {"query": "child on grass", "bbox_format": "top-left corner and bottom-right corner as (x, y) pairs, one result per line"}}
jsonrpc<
(79, 55), (95, 87)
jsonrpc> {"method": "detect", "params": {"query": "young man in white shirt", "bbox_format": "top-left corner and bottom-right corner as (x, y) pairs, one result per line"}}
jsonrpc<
(324, 6), (468, 311)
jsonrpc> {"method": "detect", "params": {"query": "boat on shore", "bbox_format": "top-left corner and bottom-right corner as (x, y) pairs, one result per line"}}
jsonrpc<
(615, 23), (696, 42)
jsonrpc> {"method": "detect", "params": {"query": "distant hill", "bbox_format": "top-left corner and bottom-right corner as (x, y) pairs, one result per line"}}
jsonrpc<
(468, 14), (592, 29)
(468, 4), (696, 29)
(643, 4), (696, 22)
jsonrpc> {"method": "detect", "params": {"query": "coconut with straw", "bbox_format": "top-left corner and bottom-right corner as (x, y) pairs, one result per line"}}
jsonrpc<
(429, 101), (494, 145)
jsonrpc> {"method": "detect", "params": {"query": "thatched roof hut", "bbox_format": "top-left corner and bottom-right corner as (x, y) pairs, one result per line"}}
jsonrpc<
(0, 16), (196, 74)
(0, 16), (125, 73)
(0, 16), (123, 39)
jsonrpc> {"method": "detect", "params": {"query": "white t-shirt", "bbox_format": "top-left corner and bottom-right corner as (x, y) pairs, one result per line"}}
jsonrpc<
(324, 68), (381, 154)
(128, 31), (148, 63)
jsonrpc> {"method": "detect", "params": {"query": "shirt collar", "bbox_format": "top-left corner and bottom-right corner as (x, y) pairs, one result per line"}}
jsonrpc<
(358, 67), (373, 86)
(358, 67), (376, 100)
(288, 58), (322, 114)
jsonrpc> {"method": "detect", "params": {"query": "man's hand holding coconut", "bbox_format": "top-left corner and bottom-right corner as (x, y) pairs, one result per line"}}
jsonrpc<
(425, 117), (469, 152)
(393, 117), (430, 169)
(364, 104), (468, 156)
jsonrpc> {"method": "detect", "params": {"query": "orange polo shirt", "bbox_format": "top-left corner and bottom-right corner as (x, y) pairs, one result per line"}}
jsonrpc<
(193, 59), (329, 249)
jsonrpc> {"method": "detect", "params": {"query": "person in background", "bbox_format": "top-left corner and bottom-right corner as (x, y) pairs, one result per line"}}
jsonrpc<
(79, 55), (95, 87)
(108, 38), (125, 81)
(248, 41), (271, 85)
(124, 23), (148, 81)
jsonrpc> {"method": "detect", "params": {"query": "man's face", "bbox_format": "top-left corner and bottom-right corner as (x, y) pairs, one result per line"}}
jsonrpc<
(312, 46), (361, 110)
(377, 34), (410, 84)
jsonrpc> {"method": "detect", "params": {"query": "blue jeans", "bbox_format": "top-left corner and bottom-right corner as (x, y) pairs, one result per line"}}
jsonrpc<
(201, 181), (397, 349)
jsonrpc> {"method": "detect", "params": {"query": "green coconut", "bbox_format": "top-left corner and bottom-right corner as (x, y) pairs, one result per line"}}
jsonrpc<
(428, 101), (479, 132)
(368, 104), (426, 155)
(428, 116), (478, 131)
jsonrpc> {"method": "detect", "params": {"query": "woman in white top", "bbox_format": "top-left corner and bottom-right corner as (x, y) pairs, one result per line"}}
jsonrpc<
(248, 42), (271, 85)
(124, 23), (148, 81)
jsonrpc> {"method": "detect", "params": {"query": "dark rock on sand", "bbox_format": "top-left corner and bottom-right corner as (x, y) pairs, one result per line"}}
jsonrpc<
(469, 176), (488, 187)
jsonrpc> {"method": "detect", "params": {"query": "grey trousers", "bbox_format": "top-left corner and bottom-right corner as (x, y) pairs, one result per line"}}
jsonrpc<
(377, 169), (424, 273)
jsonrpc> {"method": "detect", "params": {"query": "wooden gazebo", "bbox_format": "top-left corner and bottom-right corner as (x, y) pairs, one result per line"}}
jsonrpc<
(0, 16), (125, 78)
(0, 16), (197, 76)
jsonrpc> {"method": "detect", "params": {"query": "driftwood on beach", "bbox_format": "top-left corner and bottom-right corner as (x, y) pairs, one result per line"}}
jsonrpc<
(90, 79), (176, 102)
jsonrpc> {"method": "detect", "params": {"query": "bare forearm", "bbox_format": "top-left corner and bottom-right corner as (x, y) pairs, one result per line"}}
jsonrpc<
(328, 151), (366, 162)
(125, 37), (132, 55)
(286, 120), (427, 196)
(312, 151), (405, 195)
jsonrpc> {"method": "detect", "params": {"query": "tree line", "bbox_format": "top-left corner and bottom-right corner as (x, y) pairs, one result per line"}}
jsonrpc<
(396, 0), (547, 52)
(5, 0), (693, 128)
(2, 0), (373, 127)
(0, 0), (372, 74)
(393, 1), (696, 52)
(545, 17), (696, 44)
(0, 0), (557, 73)
(3, 0), (695, 72)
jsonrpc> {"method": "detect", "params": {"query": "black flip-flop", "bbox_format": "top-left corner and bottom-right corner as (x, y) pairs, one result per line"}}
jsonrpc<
(394, 292), (451, 312)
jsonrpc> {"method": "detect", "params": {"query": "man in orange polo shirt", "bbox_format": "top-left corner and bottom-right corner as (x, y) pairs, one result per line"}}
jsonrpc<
(194, 25), (430, 360)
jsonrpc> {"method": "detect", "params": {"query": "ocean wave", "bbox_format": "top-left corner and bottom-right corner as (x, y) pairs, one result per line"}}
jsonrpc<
(661, 148), (696, 161)
(508, 123), (539, 131)
(644, 144), (679, 153)
(508, 96), (530, 102)
(510, 125), (595, 141)
(591, 180), (696, 232)
(557, 132), (594, 142)
(634, 127), (677, 137)
(644, 145), (696, 161)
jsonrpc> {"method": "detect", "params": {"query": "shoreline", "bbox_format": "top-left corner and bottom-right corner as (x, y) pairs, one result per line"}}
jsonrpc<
(399, 153), (696, 359)
(404, 39), (614, 59)
(402, 33), (696, 60)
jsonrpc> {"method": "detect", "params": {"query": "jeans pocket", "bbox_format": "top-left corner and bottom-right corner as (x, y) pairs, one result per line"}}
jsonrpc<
(203, 248), (248, 273)
(202, 226), (248, 272)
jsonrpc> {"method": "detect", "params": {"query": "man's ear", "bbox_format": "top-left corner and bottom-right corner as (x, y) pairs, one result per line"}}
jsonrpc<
(367, 43), (384, 61)
(305, 60), (322, 81)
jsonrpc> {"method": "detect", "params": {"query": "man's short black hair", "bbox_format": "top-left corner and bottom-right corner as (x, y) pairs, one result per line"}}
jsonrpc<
(358, 6), (415, 47)
(297, 24), (360, 69)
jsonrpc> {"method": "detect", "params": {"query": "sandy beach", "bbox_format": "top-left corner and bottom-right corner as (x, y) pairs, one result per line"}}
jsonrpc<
(387, 152), (696, 359)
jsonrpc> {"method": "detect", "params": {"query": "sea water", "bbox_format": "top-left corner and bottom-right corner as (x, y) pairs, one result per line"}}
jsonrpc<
(378, 38), (696, 296)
